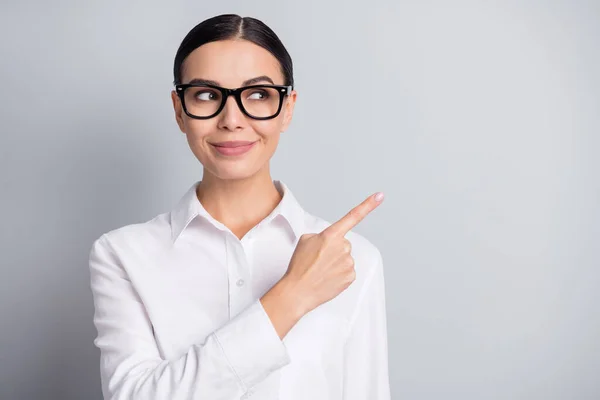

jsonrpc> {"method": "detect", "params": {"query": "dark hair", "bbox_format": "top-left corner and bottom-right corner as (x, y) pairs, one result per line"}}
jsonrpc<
(173, 14), (294, 87)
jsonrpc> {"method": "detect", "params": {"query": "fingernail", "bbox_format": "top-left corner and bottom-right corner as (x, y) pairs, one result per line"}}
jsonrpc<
(374, 192), (384, 202)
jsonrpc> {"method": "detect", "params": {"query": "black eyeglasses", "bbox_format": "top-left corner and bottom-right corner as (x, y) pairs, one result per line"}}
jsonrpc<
(175, 83), (293, 120)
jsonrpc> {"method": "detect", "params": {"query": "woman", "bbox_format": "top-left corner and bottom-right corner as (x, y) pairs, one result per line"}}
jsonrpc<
(89, 14), (390, 400)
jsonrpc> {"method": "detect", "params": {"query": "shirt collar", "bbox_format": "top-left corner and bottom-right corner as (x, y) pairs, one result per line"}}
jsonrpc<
(170, 180), (305, 243)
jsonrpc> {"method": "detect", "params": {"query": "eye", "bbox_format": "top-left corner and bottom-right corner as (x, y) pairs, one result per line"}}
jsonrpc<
(194, 90), (218, 101)
(246, 90), (269, 100)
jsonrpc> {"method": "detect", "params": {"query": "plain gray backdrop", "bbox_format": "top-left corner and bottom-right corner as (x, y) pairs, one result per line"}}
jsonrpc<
(1, 1), (598, 399)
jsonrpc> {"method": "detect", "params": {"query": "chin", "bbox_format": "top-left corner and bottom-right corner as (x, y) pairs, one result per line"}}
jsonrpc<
(207, 162), (264, 181)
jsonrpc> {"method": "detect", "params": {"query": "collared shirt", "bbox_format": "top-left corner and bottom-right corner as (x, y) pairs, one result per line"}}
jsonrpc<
(89, 180), (390, 400)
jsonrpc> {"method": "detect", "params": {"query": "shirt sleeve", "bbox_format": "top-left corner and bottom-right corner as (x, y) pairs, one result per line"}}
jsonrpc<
(89, 234), (291, 400)
(342, 250), (391, 400)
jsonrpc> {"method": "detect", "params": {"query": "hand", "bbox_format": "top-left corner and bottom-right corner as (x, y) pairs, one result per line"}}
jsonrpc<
(279, 191), (385, 315)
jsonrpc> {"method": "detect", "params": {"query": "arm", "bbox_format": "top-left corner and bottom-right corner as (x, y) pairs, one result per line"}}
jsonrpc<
(89, 234), (300, 400)
(342, 250), (391, 400)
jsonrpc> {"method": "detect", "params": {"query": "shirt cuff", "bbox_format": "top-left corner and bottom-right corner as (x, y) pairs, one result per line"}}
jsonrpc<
(214, 299), (291, 390)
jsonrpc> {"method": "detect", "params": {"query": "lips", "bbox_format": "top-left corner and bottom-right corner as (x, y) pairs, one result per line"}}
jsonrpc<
(210, 141), (256, 148)
(210, 140), (257, 156)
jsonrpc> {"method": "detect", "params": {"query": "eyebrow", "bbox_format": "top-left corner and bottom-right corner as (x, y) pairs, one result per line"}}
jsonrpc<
(186, 75), (275, 87)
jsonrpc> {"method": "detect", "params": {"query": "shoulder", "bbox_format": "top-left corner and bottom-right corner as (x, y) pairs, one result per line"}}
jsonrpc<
(89, 211), (172, 262)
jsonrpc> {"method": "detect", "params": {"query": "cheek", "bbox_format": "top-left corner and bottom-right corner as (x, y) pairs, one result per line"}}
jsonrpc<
(251, 119), (284, 141)
(184, 119), (215, 142)
(182, 120), (215, 161)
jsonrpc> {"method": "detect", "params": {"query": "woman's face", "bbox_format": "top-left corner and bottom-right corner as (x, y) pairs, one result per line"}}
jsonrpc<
(171, 39), (297, 180)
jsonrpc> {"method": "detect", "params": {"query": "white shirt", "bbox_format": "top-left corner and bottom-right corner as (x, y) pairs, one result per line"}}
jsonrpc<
(89, 180), (390, 400)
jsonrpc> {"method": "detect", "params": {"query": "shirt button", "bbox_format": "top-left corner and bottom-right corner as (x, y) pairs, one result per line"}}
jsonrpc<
(236, 279), (245, 287)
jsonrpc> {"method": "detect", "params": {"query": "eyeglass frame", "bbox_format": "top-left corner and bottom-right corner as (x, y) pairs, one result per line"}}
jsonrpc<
(174, 83), (293, 120)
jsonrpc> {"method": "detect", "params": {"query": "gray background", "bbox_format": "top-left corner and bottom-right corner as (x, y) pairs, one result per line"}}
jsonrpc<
(1, 1), (598, 399)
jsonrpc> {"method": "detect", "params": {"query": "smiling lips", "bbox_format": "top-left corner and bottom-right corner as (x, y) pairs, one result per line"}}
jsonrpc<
(210, 140), (257, 156)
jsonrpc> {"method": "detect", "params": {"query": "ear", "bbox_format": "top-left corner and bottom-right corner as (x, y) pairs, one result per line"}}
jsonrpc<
(171, 90), (186, 133)
(280, 90), (297, 133)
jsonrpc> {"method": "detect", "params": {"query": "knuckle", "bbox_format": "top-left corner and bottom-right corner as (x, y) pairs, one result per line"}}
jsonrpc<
(344, 256), (355, 269)
(348, 268), (357, 282)
(320, 231), (334, 243)
(343, 239), (352, 254)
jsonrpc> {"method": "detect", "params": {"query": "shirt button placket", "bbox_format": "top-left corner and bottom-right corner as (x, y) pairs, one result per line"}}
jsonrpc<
(239, 234), (254, 305)
(226, 233), (253, 318)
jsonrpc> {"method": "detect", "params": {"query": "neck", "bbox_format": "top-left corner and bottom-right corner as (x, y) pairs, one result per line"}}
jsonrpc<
(196, 166), (282, 240)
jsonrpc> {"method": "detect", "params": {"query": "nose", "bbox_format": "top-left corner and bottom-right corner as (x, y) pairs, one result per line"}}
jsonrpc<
(217, 95), (245, 131)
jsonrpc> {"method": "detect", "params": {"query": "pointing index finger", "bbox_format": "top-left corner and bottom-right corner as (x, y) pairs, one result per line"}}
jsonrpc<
(321, 192), (384, 238)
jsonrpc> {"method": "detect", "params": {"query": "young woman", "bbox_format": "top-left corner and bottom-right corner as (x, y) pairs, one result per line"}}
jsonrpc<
(89, 14), (390, 400)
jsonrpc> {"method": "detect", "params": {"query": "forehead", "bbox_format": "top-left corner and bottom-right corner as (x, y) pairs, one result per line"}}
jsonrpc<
(181, 39), (284, 86)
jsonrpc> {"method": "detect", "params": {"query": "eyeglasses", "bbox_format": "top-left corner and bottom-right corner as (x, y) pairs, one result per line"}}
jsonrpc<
(175, 83), (293, 120)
